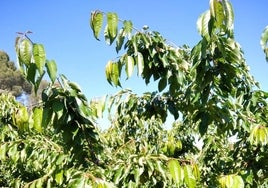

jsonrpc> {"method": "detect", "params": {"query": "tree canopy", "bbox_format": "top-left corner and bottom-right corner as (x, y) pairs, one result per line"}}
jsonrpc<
(0, 51), (32, 97)
(0, 0), (268, 187)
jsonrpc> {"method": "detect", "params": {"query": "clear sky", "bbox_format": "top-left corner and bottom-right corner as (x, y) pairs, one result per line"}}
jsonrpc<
(1, 0), (268, 100)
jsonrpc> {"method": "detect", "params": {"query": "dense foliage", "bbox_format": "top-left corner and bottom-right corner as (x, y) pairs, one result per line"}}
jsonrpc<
(0, 51), (31, 97)
(1, 0), (268, 187)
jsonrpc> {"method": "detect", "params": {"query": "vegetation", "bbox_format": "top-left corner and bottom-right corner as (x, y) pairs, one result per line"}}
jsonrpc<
(0, 51), (31, 97)
(1, 0), (268, 187)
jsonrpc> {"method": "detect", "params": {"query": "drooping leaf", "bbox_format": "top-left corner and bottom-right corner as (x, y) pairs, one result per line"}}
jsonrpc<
(33, 107), (43, 132)
(113, 166), (123, 184)
(116, 29), (125, 53)
(218, 175), (244, 188)
(125, 55), (134, 78)
(18, 38), (32, 66)
(249, 125), (268, 146)
(197, 10), (212, 41)
(105, 60), (113, 85)
(158, 76), (167, 92)
(210, 0), (224, 28)
(167, 159), (183, 184)
(135, 52), (144, 76)
(199, 112), (209, 136)
(106, 12), (118, 45)
(123, 20), (133, 38)
(222, 0), (234, 36)
(55, 170), (64, 185)
(27, 63), (37, 84)
(106, 60), (121, 86)
(260, 26), (268, 62)
(184, 165), (196, 188)
(90, 11), (103, 40)
(13, 106), (29, 130)
(45, 59), (57, 83)
(33, 43), (46, 75)
(0, 143), (7, 160)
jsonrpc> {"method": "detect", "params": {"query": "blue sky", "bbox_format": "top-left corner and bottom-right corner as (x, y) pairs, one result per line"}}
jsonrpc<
(1, 0), (268, 100)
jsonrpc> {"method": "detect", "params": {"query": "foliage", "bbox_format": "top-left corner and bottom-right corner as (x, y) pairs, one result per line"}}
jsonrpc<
(0, 51), (32, 97)
(1, 0), (268, 187)
(261, 26), (268, 62)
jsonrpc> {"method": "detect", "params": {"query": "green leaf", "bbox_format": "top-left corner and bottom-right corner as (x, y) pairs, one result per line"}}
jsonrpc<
(184, 165), (196, 188)
(27, 63), (37, 84)
(123, 20), (133, 38)
(260, 26), (268, 62)
(135, 52), (144, 76)
(13, 106), (29, 130)
(113, 167), (123, 184)
(158, 76), (167, 92)
(55, 170), (64, 185)
(198, 111), (209, 136)
(18, 38), (32, 66)
(155, 160), (166, 180)
(111, 62), (121, 87)
(45, 59), (57, 83)
(125, 55), (134, 78)
(90, 11), (103, 40)
(105, 60), (113, 85)
(192, 164), (200, 181)
(0, 143), (7, 160)
(232, 175), (244, 188)
(249, 125), (268, 146)
(197, 10), (211, 41)
(33, 107), (43, 132)
(210, 0), (224, 28)
(218, 175), (244, 188)
(105, 61), (121, 86)
(116, 29), (125, 53)
(33, 43), (46, 75)
(68, 81), (82, 92)
(167, 159), (183, 184)
(106, 12), (118, 45)
(222, 0), (234, 36)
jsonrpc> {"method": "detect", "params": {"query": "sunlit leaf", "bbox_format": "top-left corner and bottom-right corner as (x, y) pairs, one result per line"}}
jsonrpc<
(167, 159), (183, 184)
(68, 81), (82, 92)
(33, 43), (46, 75)
(105, 60), (113, 85)
(113, 167), (123, 184)
(45, 59), (57, 83)
(90, 11), (103, 40)
(210, 0), (224, 28)
(111, 62), (121, 87)
(222, 0), (234, 36)
(218, 174), (244, 188)
(18, 38), (32, 66)
(106, 12), (118, 45)
(184, 165), (196, 188)
(197, 10), (211, 41)
(249, 125), (268, 146)
(0, 143), (7, 160)
(260, 26), (268, 62)
(123, 20), (133, 38)
(33, 107), (43, 132)
(155, 160), (166, 180)
(13, 106), (29, 130)
(135, 52), (144, 77)
(125, 55), (134, 78)
(55, 170), (64, 185)
(116, 29), (125, 53)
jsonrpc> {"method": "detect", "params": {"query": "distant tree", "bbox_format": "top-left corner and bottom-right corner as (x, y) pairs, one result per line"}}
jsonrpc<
(0, 51), (32, 97)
